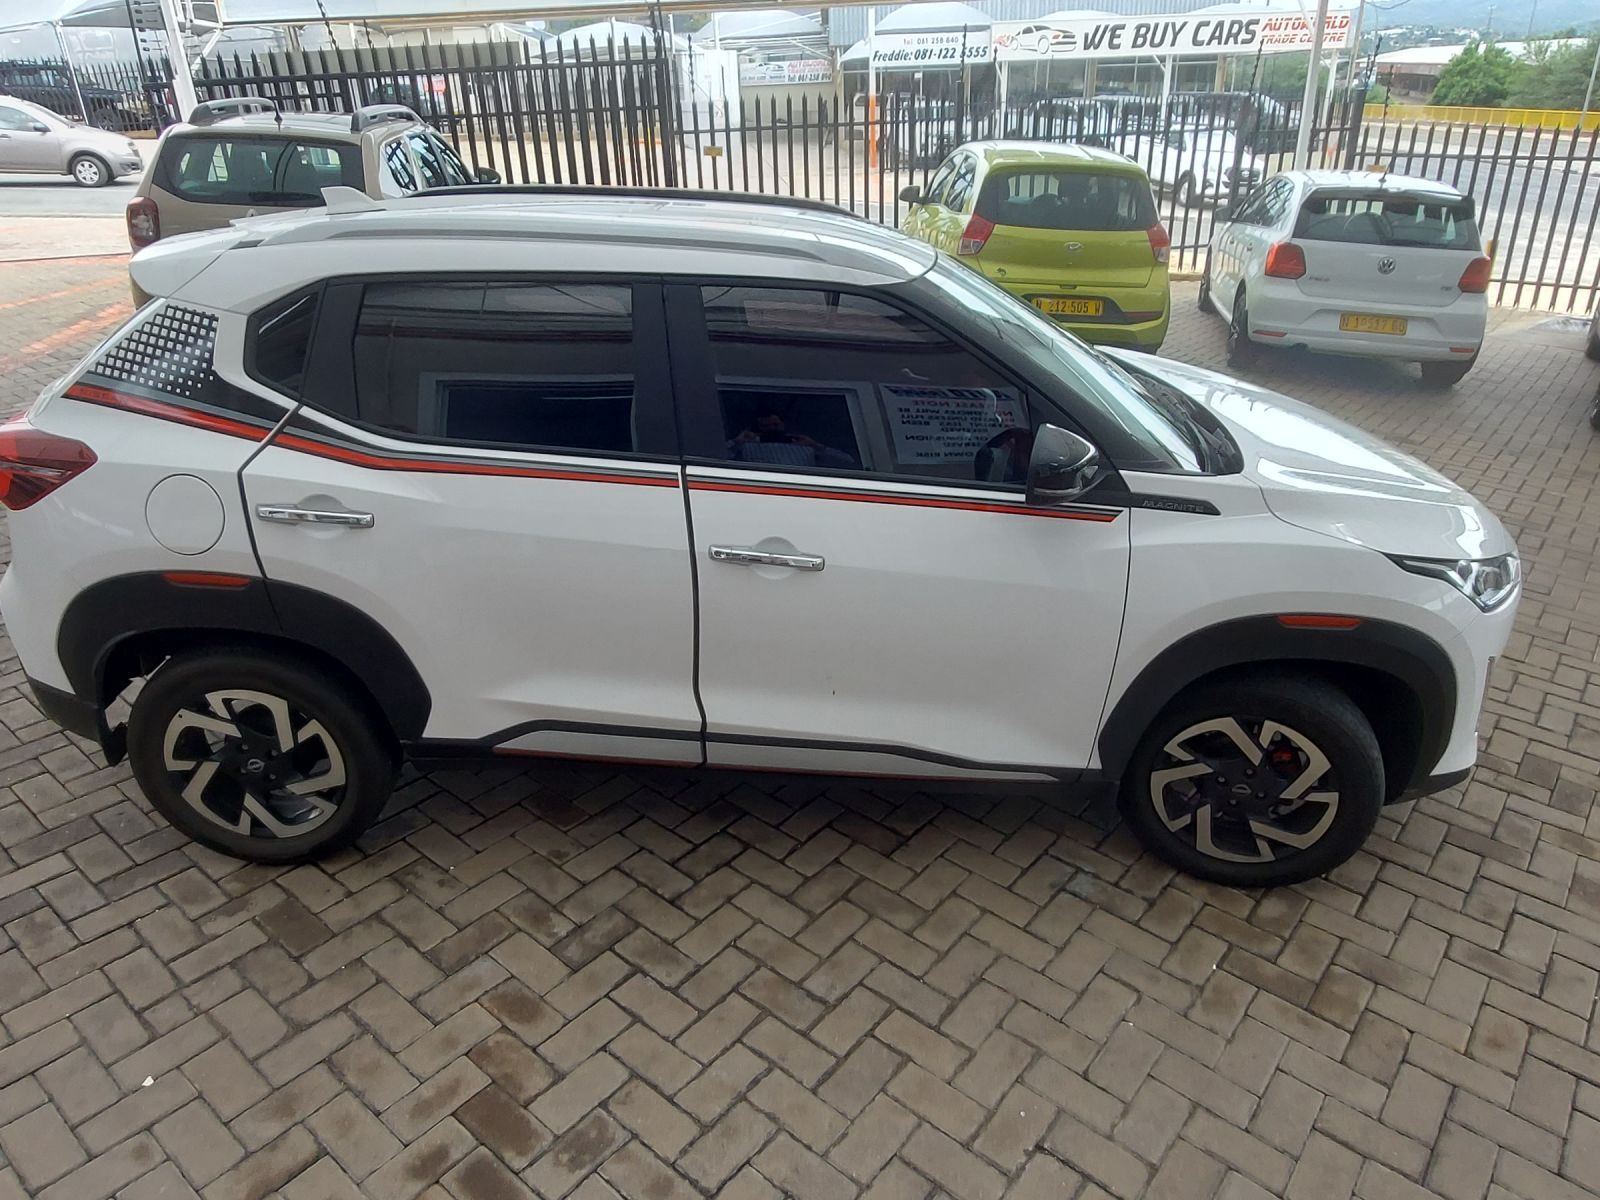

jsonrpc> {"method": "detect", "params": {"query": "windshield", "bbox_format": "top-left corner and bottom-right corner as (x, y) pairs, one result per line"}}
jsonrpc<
(923, 258), (1203, 473)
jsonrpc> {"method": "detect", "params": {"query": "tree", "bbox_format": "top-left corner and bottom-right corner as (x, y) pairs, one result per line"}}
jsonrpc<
(1431, 41), (1516, 106)
(1508, 38), (1600, 110)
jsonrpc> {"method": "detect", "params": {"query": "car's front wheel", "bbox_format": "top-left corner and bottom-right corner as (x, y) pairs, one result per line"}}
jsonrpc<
(1119, 674), (1384, 887)
(69, 153), (112, 188)
(1584, 307), (1600, 362)
(127, 649), (396, 863)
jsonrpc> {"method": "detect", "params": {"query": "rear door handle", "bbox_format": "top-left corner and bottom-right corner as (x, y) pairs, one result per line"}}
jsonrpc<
(709, 545), (824, 572)
(256, 504), (374, 528)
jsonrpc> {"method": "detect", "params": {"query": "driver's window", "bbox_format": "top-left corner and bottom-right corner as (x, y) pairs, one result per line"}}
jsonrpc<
(0, 106), (34, 132)
(924, 158), (957, 206)
(700, 285), (1036, 486)
(944, 156), (978, 212)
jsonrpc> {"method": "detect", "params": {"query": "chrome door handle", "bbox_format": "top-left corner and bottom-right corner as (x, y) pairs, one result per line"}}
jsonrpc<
(256, 504), (374, 528)
(709, 545), (824, 572)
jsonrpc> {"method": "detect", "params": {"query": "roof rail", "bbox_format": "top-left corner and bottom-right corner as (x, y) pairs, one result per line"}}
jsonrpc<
(188, 96), (279, 126)
(351, 104), (422, 133)
(412, 184), (860, 218)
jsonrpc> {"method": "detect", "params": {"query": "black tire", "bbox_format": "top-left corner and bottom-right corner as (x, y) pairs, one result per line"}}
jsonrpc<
(1420, 359), (1473, 389)
(1226, 289), (1256, 367)
(127, 649), (396, 863)
(1589, 393), (1600, 432)
(1118, 674), (1385, 887)
(69, 153), (111, 188)
(1197, 258), (1212, 313)
(1585, 310), (1600, 362)
(1178, 174), (1198, 207)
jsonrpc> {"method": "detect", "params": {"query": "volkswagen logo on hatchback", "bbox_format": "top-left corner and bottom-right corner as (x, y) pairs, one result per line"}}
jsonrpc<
(1377, 257), (1397, 274)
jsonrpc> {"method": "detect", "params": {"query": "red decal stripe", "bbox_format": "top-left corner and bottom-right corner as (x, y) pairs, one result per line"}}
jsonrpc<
(271, 432), (678, 488)
(64, 383), (266, 441)
(63, 384), (677, 489)
(1277, 614), (1362, 629)
(689, 479), (1119, 521)
(163, 571), (253, 589)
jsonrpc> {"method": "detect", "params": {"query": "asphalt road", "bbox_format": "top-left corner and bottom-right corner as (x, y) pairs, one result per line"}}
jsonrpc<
(0, 173), (140, 216)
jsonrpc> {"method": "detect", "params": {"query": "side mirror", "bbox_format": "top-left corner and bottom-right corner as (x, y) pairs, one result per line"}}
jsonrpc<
(899, 184), (923, 204)
(1027, 424), (1102, 506)
(1215, 204), (1236, 223)
(475, 167), (502, 184)
(30, 122), (49, 133)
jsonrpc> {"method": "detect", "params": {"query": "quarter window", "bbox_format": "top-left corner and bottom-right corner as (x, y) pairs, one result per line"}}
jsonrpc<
(250, 287), (320, 397)
(347, 281), (639, 453)
(701, 286), (1037, 485)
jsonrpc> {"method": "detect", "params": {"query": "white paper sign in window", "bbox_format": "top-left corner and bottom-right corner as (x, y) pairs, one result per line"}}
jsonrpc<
(883, 384), (1026, 465)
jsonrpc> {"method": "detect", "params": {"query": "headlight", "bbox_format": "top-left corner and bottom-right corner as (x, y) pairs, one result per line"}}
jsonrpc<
(1392, 553), (1519, 611)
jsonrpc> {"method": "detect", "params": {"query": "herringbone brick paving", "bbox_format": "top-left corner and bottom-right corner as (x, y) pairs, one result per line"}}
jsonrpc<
(1, 255), (1599, 1199)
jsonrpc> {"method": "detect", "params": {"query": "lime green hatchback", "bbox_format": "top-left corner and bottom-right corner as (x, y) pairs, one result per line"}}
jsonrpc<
(901, 141), (1171, 349)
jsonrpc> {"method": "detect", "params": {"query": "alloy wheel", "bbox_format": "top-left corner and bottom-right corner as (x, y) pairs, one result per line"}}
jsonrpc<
(161, 689), (347, 839)
(1147, 716), (1340, 864)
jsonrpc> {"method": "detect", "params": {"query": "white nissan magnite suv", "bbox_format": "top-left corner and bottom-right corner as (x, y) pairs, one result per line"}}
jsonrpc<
(0, 187), (1520, 888)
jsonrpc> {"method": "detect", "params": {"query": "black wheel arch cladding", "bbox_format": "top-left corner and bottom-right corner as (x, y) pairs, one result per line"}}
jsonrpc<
(1097, 615), (1456, 797)
(57, 572), (432, 742)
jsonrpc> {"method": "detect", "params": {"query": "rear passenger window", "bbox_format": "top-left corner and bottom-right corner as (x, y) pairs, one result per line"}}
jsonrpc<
(348, 281), (639, 453)
(380, 139), (417, 195)
(702, 286), (1036, 485)
(161, 136), (362, 206)
(407, 133), (473, 188)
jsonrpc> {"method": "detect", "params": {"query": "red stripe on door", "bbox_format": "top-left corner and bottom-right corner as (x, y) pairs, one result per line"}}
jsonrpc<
(688, 478), (1120, 521)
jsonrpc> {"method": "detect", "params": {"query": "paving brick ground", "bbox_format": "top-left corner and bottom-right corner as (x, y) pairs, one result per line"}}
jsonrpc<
(1, 251), (1600, 1199)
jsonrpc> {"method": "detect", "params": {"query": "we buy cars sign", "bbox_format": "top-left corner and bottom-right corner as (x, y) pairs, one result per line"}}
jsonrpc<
(993, 10), (1351, 62)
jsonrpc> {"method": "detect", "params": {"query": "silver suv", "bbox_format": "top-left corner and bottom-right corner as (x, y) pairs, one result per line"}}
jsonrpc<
(126, 96), (497, 250)
(0, 94), (144, 186)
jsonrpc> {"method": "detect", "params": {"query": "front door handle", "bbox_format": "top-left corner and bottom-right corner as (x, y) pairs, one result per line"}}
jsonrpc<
(709, 545), (825, 572)
(256, 504), (374, 528)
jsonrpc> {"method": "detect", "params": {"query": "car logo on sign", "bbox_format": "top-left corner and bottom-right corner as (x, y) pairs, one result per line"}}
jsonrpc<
(1063, 241), (1084, 252)
(1377, 257), (1396, 274)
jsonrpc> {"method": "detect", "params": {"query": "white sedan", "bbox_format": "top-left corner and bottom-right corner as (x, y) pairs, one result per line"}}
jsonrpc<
(1124, 127), (1263, 207)
(1202, 170), (1490, 388)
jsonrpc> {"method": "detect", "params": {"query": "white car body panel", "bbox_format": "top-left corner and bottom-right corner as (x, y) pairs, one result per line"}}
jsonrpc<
(685, 464), (1130, 776)
(1207, 169), (1488, 364)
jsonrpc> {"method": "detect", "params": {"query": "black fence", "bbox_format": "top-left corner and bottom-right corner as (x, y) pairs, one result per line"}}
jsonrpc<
(8, 42), (1596, 315)
(0, 56), (174, 133)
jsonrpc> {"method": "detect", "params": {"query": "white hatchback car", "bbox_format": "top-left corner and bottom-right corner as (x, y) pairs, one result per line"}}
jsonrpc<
(1203, 170), (1490, 387)
(0, 187), (1520, 888)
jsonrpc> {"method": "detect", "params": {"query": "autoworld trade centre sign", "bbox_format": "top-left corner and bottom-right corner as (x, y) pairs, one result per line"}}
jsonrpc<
(993, 10), (1352, 61)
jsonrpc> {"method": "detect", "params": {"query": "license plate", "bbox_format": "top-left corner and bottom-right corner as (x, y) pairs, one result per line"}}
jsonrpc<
(1034, 297), (1104, 317)
(1339, 313), (1408, 336)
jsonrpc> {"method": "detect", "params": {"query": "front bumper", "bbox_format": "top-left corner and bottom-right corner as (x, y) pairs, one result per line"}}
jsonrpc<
(1249, 279), (1486, 362)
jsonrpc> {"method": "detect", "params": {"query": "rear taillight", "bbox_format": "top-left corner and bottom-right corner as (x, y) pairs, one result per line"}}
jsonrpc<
(1264, 241), (1307, 279)
(1146, 223), (1171, 265)
(126, 196), (160, 249)
(957, 214), (995, 257)
(1458, 256), (1491, 294)
(0, 419), (96, 511)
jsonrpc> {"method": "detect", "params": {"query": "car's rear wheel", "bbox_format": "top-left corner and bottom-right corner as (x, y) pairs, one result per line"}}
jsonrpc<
(127, 649), (396, 863)
(1178, 174), (1199, 207)
(69, 153), (111, 188)
(1197, 258), (1212, 313)
(1585, 308), (1600, 362)
(1226, 290), (1256, 367)
(1420, 359), (1474, 389)
(1119, 674), (1384, 887)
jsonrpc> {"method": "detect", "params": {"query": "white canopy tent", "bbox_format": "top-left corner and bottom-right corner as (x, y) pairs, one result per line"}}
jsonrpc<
(839, 1), (994, 71)
(537, 17), (685, 58)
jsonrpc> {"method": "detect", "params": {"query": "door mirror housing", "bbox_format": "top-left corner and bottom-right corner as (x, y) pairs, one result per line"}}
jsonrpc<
(475, 167), (502, 184)
(29, 121), (49, 133)
(1027, 424), (1102, 506)
(1215, 203), (1236, 223)
(899, 184), (923, 204)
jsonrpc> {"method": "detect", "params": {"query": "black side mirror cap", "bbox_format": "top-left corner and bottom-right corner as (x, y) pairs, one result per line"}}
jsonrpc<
(1027, 424), (1103, 507)
(899, 185), (923, 204)
(476, 167), (502, 184)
